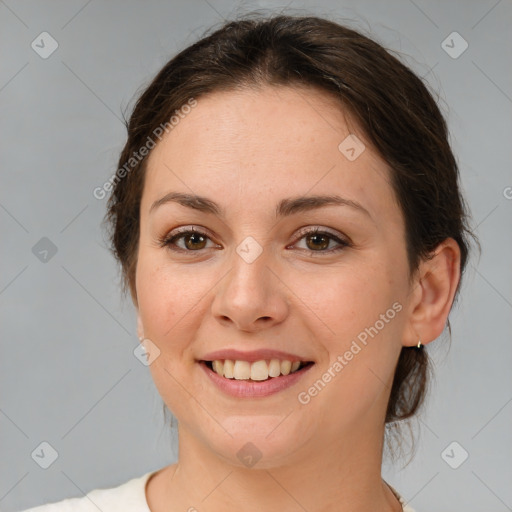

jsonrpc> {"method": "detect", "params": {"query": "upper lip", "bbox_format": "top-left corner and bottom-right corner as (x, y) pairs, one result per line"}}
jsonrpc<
(200, 348), (314, 363)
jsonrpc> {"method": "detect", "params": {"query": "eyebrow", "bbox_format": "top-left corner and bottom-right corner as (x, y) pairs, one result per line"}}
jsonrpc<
(149, 192), (372, 220)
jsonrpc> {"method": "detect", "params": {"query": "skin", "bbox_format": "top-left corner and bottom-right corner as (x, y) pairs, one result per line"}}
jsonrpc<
(134, 85), (461, 511)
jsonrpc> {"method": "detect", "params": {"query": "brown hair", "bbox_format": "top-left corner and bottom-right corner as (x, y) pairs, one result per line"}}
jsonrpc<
(105, 14), (474, 441)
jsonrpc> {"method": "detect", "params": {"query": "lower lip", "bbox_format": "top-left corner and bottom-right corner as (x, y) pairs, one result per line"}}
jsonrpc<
(199, 361), (314, 398)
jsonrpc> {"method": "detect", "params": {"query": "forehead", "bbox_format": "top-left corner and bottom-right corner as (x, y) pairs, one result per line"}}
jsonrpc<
(148, 85), (362, 168)
(142, 85), (399, 224)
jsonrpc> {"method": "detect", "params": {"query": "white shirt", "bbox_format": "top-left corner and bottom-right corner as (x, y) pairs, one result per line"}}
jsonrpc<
(20, 472), (155, 512)
(20, 471), (416, 511)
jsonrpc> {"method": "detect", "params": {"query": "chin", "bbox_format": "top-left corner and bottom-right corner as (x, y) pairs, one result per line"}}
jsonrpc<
(199, 413), (318, 470)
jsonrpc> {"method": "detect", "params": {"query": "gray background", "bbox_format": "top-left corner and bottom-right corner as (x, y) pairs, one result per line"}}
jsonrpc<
(1, 1), (511, 511)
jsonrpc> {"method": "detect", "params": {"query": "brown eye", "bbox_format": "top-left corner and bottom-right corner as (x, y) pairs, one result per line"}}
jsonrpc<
(182, 232), (208, 250)
(292, 227), (350, 255)
(305, 233), (330, 251)
(159, 226), (350, 256)
(159, 227), (216, 252)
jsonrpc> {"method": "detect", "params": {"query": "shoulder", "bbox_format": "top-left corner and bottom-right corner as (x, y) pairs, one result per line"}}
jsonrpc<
(19, 471), (156, 512)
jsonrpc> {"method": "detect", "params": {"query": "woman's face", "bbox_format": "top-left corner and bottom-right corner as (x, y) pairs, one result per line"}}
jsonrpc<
(135, 85), (416, 468)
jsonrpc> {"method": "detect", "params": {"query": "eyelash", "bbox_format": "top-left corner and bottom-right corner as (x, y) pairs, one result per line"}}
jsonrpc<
(157, 226), (351, 256)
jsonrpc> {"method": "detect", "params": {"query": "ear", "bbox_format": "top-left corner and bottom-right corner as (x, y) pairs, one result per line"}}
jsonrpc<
(403, 238), (461, 347)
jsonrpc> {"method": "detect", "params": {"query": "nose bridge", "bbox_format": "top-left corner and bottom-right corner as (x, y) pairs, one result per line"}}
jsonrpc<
(225, 235), (273, 305)
(212, 234), (288, 329)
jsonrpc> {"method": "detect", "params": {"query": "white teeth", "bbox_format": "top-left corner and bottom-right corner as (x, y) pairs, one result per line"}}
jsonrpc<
(223, 359), (234, 378)
(280, 360), (292, 376)
(268, 359), (281, 378)
(212, 360), (224, 377)
(250, 360), (268, 381)
(233, 360), (251, 380)
(209, 358), (307, 380)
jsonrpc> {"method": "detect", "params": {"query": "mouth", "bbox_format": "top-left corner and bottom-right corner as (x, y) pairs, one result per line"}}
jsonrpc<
(198, 358), (315, 398)
(197, 347), (316, 398)
(201, 359), (314, 381)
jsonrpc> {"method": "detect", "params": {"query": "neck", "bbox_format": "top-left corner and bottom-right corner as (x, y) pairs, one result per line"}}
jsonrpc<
(157, 418), (401, 512)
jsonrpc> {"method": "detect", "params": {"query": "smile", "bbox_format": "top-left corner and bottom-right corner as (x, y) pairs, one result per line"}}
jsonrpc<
(206, 358), (310, 380)
(199, 359), (315, 398)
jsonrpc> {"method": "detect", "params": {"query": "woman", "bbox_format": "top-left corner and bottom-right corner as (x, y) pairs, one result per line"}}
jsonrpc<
(24, 13), (473, 512)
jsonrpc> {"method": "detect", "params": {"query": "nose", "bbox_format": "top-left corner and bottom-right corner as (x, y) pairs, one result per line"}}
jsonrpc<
(211, 246), (290, 333)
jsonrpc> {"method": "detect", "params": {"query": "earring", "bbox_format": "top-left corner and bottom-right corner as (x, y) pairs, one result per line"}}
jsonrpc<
(417, 339), (422, 349)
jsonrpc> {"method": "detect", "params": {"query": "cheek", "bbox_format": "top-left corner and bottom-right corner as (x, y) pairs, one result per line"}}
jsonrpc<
(136, 255), (204, 342)
(299, 262), (400, 338)
(295, 261), (405, 387)
(136, 257), (203, 411)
